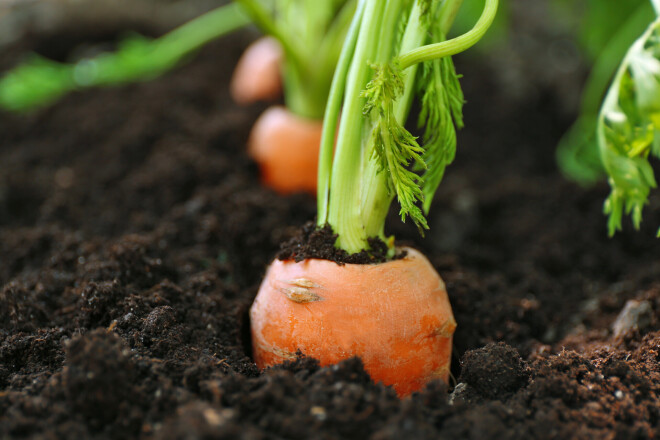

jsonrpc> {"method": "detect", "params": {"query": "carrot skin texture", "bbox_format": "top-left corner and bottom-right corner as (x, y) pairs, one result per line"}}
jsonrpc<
(248, 106), (322, 194)
(230, 37), (283, 104)
(250, 247), (456, 396)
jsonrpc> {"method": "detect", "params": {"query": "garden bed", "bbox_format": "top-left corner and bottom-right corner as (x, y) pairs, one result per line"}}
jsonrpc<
(1, 9), (659, 439)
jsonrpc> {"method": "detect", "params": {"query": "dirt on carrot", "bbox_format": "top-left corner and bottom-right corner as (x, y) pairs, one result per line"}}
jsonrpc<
(277, 222), (404, 264)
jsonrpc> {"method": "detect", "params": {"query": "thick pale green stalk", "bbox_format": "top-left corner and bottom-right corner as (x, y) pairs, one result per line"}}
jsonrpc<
(326, 0), (431, 252)
(317, 0), (366, 223)
(282, 65), (329, 119)
(235, 0), (355, 119)
(325, 0), (387, 252)
(351, 0), (417, 246)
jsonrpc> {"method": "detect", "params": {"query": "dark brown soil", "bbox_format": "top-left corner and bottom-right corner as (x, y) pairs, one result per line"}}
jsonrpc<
(277, 222), (403, 264)
(1, 11), (659, 440)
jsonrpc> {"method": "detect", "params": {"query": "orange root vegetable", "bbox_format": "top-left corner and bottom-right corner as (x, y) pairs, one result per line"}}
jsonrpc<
(230, 37), (283, 105)
(250, 247), (456, 396)
(248, 106), (322, 194)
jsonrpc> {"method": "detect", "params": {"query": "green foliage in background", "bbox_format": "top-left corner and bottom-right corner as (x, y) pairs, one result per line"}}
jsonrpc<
(598, 11), (660, 236)
(0, 3), (250, 112)
(0, 0), (354, 120)
(234, 0), (355, 119)
(556, 0), (654, 185)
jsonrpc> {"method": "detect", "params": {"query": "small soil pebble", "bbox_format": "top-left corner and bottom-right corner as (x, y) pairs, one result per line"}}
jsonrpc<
(612, 300), (653, 338)
(459, 342), (530, 398)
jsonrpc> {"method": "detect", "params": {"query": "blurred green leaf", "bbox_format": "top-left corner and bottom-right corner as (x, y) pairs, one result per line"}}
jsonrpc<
(0, 3), (250, 113)
(599, 17), (660, 235)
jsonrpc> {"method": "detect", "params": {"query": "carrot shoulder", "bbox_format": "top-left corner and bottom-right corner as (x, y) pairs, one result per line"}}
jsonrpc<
(250, 247), (456, 396)
(248, 106), (321, 194)
(230, 37), (283, 105)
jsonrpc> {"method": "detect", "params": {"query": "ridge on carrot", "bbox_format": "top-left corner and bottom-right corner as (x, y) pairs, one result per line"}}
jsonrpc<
(233, 0), (356, 194)
(251, 0), (498, 396)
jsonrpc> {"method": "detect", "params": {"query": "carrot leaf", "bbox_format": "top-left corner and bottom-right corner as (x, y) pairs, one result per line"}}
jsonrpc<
(362, 61), (428, 232)
(417, 51), (464, 214)
(0, 3), (250, 113)
(321, 0), (497, 253)
(599, 15), (660, 236)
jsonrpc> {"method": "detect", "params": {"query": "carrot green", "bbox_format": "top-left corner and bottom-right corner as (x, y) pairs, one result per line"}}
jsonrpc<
(598, 2), (660, 236)
(317, 0), (497, 253)
(233, 0), (356, 119)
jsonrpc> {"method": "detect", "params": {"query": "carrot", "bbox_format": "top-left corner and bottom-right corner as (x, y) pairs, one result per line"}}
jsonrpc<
(233, 0), (356, 193)
(248, 106), (321, 194)
(249, 0), (498, 395)
(250, 247), (456, 396)
(230, 37), (283, 105)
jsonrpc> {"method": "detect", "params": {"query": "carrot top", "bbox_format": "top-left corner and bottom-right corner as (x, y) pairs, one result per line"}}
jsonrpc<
(317, 0), (498, 254)
(235, 0), (356, 120)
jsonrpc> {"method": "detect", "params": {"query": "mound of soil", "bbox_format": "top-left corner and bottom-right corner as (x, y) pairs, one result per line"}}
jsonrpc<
(1, 8), (659, 440)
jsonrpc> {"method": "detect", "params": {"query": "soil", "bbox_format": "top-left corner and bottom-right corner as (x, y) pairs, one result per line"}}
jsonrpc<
(276, 222), (403, 264)
(1, 6), (659, 440)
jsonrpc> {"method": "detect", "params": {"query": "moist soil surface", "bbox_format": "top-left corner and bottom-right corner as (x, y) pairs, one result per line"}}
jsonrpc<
(1, 18), (660, 440)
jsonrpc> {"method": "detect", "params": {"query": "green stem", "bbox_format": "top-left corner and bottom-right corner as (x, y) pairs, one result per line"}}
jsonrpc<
(317, 0), (366, 223)
(310, 0), (359, 117)
(351, 0), (416, 246)
(398, 0), (498, 69)
(282, 67), (329, 119)
(319, 0), (359, 64)
(0, 3), (250, 112)
(152, 3), (250, 64)
(238, 0), (356, 120)
(91, 3), (251, 85)
(356, 0), (467, 249)
(326, 0), (386, 252)
(233, 0), (307, 76)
